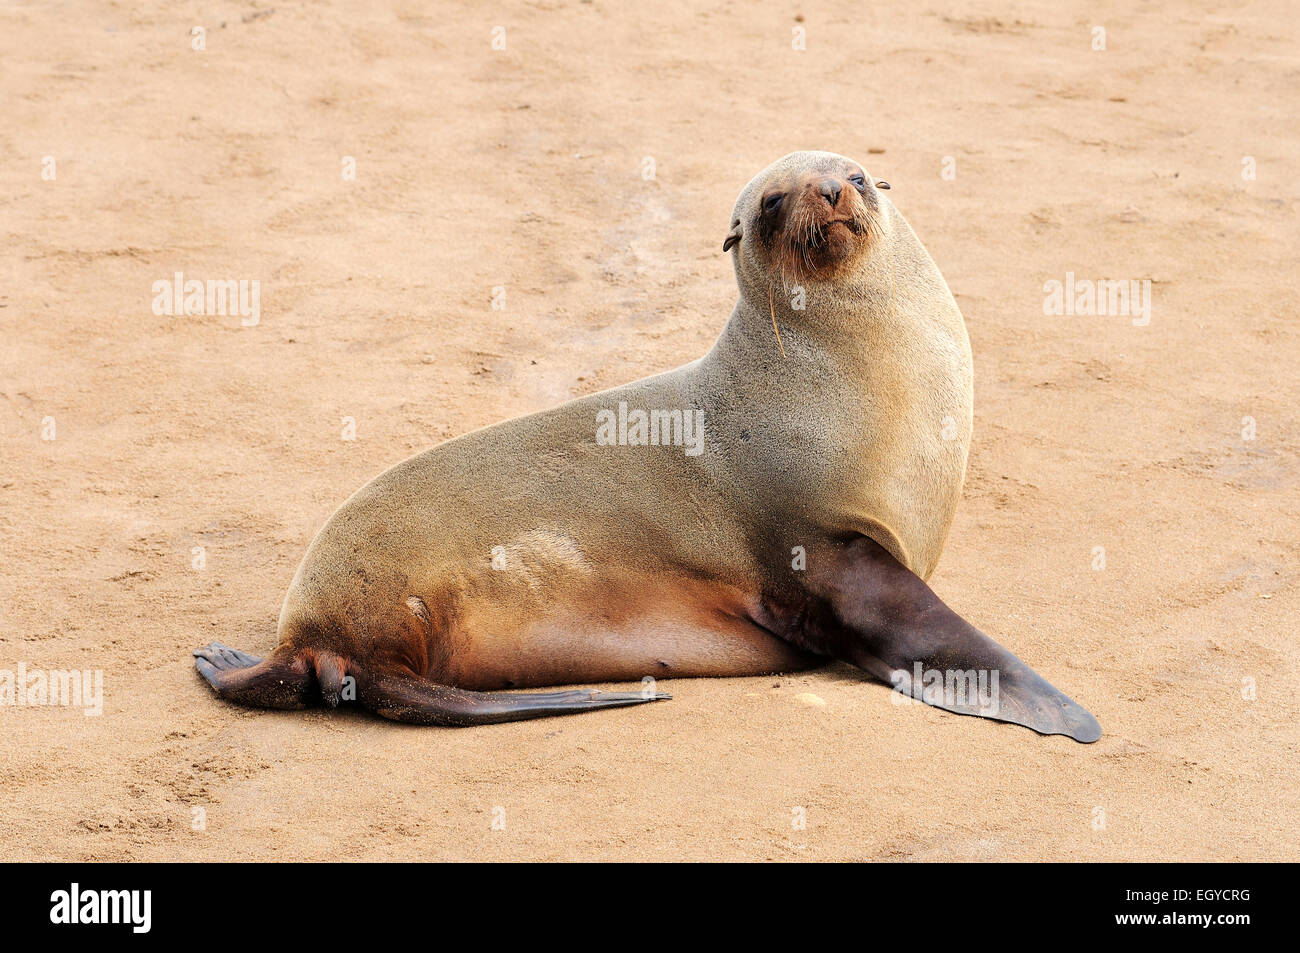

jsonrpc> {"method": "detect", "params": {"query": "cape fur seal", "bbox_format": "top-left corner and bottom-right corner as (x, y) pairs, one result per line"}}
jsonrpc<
(195, 150), (1101, 742)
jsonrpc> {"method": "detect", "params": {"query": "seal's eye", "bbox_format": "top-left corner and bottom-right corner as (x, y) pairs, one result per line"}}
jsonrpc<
(762, 193), (784, 214)
(849, 173), (867, 191)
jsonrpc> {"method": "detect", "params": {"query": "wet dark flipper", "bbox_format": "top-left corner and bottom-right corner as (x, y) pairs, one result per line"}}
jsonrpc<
(194, 641), (669, 725)
(812, 536), (1102, 743)
(884, 637), (1102, 743)
(361, 674), (671, 726)
(193, 641), (312, 710)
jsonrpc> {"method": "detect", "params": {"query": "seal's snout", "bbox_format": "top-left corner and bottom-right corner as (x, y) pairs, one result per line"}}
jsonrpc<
(818, 178), (842, 208)
(752, 159), (878, 282)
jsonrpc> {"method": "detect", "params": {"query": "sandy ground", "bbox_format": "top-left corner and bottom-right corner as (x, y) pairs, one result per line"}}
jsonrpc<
(2, 0), (1297, 862)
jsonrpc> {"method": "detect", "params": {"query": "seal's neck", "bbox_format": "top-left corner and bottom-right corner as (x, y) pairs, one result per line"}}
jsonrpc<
(695, 206), (966, 430)
(716, 243), (901, 379)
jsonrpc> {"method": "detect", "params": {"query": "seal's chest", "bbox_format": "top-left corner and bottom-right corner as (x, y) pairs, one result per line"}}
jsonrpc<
(808, 357), (972, 577)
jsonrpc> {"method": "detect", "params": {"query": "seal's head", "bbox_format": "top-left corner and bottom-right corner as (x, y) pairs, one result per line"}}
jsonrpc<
(723, 151), (890, 291)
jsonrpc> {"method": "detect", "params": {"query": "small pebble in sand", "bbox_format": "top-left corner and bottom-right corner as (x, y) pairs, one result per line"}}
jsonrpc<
(794, 692), (826, 708)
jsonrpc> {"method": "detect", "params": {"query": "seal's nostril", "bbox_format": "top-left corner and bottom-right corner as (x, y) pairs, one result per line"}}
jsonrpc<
(820, 180), (841, 207)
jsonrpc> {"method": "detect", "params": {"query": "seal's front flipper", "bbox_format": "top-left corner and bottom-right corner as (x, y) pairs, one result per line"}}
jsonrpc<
(882, 636), (1102, 744)
(193, 641), (313, 710)
(812, 537), (1101, 743)
(361, 673), (671, 726)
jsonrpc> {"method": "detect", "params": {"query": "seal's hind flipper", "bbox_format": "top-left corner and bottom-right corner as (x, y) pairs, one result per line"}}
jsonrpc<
(193, 642), (668, 725)
(811, 537), (1102, 743)
(193, 641), (313, 710)
(360, 673), (670, 726)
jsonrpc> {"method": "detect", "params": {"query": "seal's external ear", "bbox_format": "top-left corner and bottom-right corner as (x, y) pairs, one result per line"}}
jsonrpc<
(722, 222), (742, 252)
(875, 180), (891, 190)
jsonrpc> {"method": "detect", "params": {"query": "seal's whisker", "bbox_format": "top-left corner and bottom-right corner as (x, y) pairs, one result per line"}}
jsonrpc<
(767, 280), (787, 359)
